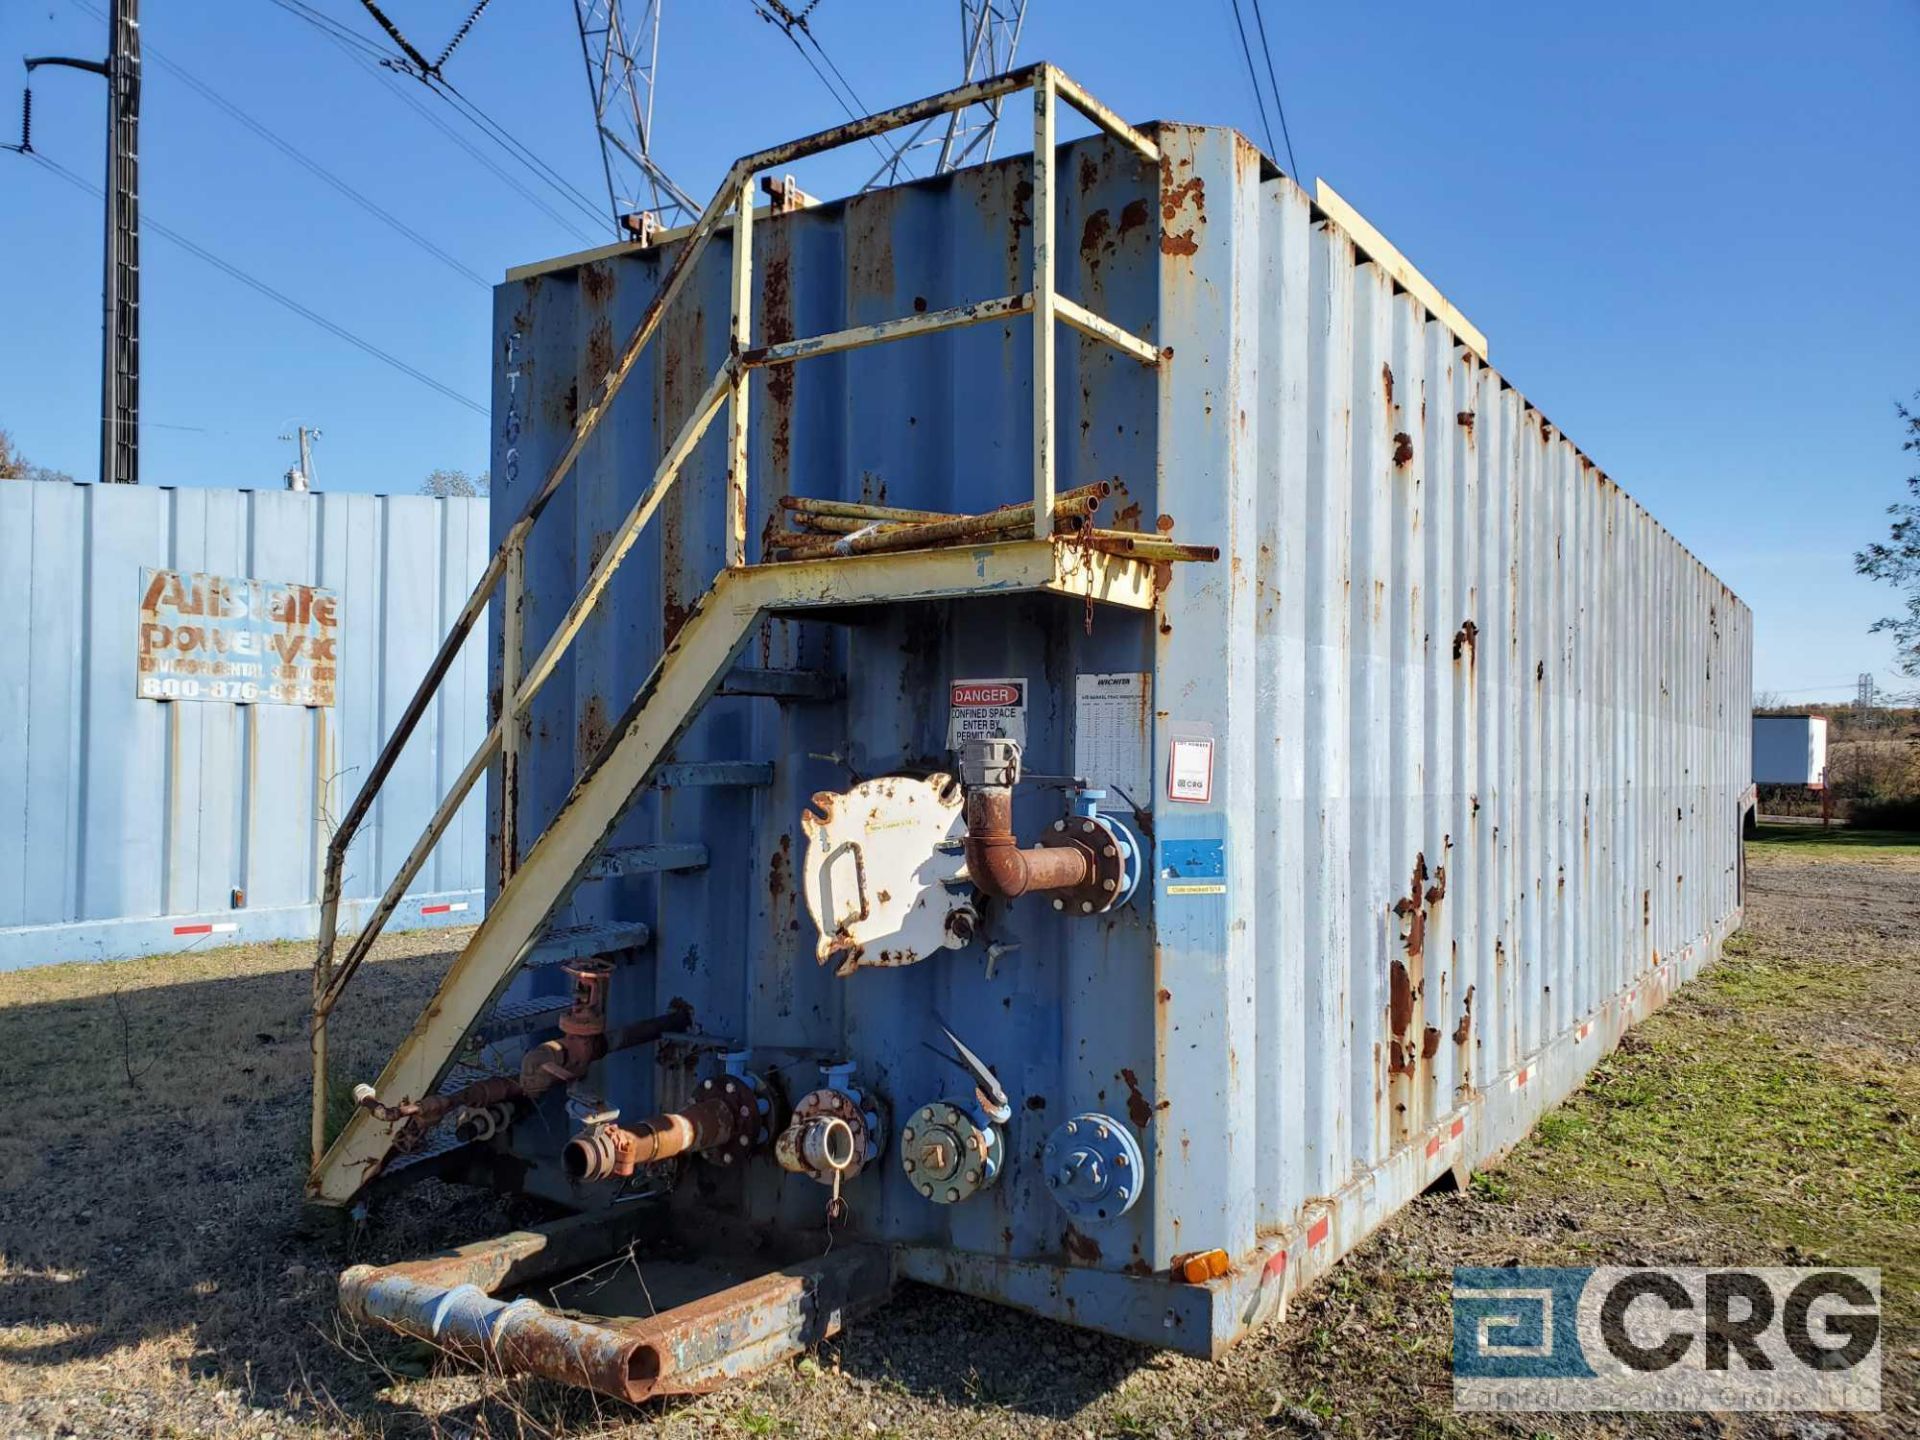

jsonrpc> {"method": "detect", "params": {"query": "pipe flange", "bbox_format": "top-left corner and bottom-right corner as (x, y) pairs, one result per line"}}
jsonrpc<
(777, 1087), (884, 1182)
(1043, 1112), (1144, 1220)
(693, 1073), (774, 1168)
(1035, 815), (1131, 915)
(900, 1101), (1002, 1204)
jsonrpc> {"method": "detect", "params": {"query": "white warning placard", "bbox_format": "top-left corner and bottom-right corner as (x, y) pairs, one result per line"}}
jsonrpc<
(1168, 736), (1215, 804)
(947, 677), (1028, 749)
(1074, 672), (1151, 803)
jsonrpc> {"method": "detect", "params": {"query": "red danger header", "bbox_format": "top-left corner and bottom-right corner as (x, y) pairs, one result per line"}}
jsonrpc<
(951, 682), (1022, 707)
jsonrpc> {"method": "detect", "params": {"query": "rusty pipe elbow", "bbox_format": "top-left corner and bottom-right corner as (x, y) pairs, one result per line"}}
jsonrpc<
(962, 787), (1093, 900)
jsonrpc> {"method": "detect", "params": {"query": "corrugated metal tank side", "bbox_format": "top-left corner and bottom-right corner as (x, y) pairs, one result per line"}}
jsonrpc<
(1147, 126), (1751, 1261)
(0, 483), (490, 969)
(487, 122), (1750, 1337)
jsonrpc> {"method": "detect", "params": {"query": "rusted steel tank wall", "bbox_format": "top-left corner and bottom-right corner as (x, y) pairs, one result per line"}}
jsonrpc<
(489, 121), (1750, 1348)
(0, 483), (490, 970)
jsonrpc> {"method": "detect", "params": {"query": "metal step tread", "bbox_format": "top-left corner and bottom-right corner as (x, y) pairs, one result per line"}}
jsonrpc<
(718, 666), (842, 700)
(525, 920), (653, 968)
(582, 842), (710, 880)
(469, 994), (574, 1044)
(652, 761), (773, 788)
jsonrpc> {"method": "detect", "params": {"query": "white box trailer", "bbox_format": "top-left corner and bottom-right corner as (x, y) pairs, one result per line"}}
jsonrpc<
(1752, 715), (1829, 788)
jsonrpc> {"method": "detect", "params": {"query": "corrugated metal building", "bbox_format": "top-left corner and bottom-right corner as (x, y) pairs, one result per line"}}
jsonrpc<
(0, 482), (489, 970)
(317, 72), (1753, 1376)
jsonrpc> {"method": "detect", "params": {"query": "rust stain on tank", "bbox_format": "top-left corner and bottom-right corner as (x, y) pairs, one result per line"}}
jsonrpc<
(578, 695), (609, 761)
(1080, 208), (1114, 271)
(1421, 1026), (1441, 1060)
(1063, 1227), (1102, 1265)
(585, 315), (614, 383)
(761, 251), (795, 487)
(579, 262), (614, 309)
(1381, 363), (1395, 408)
(1388, 962), (1415, 1076)
(1453, 984), (1475, 1045)
(1392, 432), (1415, 468)
(1117, 197), (1150, 238)
(1119, 1067), (1153, 1130)
(1457, 409), (1476, 433)
(1452, 618), (1479, 664)
(1159, 156), (1205, 257)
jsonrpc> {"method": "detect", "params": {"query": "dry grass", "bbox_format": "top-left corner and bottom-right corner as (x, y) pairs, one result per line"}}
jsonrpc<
(2, 850), (1916, 1439)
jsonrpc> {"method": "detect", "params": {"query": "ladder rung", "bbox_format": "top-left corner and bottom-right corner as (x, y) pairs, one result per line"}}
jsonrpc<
(582, 843), (710, 879)
(525, 921), (654, 968)
(717, 666), (842, 700)
(653, 762), (773, 788)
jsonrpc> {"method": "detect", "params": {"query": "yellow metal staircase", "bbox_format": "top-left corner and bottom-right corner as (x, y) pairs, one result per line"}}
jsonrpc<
(306, 64), (1191, 1207)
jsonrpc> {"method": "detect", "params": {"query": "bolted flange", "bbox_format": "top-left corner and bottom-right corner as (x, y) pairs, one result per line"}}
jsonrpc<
(693, 1071), (776, 1168)
(1042, 1112), (1145, 1221)
(900, 1100), (1002, 1204)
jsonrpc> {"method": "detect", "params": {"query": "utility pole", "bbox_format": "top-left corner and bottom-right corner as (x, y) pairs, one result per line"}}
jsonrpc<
(280, 424), (320, 492)
(26, 0), (140, 485)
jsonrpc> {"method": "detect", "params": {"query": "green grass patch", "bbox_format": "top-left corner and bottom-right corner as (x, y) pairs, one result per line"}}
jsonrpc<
(1748, 823), (1920, 855)
(1518, 936), (1920, 1297)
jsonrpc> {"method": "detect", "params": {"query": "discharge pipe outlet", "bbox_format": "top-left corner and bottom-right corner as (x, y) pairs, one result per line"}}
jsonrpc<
(564, 1095), (741, 1181)
(959, 740), (1094, 900)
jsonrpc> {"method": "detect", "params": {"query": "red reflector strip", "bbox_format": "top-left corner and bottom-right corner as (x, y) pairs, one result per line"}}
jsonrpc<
(1577, 1023), (1590, 1041)
(173, 922), (237, 936)
(1263, 1249), (1287, 1280)
(1306, 1215), (1330, 1249)
(1513, 1067), (1530, 1089)
(1450, 1117), (1465, 1138)
(420, 902), (470, 915)
(1426, 1136), (1442, 1158)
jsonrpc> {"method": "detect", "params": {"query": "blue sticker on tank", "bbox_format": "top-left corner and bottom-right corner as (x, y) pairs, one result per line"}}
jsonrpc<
(1159, 838), (1226, 894)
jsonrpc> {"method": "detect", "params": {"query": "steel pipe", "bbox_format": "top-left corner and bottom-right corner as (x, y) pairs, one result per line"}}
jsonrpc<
(564, 1095), (742, 1181)
(962, 786), (1094, 900)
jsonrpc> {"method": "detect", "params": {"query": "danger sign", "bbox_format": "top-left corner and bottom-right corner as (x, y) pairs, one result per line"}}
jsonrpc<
(947, 676), (1028, 749)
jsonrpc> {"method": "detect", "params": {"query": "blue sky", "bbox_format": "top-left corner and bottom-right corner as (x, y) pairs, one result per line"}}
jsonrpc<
(2, 1), (1915, 700)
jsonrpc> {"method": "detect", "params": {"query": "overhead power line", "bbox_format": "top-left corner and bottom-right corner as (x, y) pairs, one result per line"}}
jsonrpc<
(265, 0), (608, 241)
(72, 0), (489, 290)
(20, 149), (488, 417)
(1225, 0), (1278, 162)
(1247, 0), (1299, 178)
(748, 1), (902, 174)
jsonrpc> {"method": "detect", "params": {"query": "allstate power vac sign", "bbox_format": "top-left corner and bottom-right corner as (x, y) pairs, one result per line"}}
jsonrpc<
(136, 568), (340, 707)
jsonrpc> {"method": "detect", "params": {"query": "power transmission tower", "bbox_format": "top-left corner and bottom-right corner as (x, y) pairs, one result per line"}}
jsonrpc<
(26, 0), (141, 485)
(572, 0), (699, 240)
(866, 1), (1029, 189)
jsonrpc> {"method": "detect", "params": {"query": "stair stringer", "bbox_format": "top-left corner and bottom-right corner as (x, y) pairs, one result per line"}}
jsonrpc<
(308, 539), (1158, 1205)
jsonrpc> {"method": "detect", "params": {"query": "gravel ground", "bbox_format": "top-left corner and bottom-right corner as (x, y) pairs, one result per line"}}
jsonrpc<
(1, 836), (1914, 1439)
